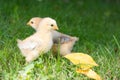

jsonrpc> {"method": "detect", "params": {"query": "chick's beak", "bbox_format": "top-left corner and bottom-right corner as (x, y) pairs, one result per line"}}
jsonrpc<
(27, 22), (30, 26)
(53, 26), (59, 30)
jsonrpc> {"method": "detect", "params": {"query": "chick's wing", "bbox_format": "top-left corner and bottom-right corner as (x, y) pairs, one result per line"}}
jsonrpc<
(18, 40), (41, 50)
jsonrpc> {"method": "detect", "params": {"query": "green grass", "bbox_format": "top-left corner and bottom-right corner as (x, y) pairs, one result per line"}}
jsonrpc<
(0, 0), (120, 80)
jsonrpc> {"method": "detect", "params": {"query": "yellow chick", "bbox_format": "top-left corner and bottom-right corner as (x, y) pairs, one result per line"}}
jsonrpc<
(17, 17), (59, 62)
(27, 17), (79, 56)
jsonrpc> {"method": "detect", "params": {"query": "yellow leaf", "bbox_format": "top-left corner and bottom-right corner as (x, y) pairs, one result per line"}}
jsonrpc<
(64, 53), (98, 69)
(76, 68), (102, 80)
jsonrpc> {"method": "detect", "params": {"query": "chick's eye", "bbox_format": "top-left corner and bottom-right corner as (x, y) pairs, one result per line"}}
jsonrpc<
(51, 24), (54, 27)
(31, 21), (34, 24)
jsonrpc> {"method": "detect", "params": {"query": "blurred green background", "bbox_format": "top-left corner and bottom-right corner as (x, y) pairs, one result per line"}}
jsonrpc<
(0, 0), (120, 44)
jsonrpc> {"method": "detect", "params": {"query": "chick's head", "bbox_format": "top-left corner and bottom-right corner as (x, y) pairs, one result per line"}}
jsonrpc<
(27, 17), (42, 30)
(39, 17), (59, 31)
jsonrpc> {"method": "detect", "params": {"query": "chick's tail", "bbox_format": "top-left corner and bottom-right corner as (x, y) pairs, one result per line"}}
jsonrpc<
(72, 37), (79, 41)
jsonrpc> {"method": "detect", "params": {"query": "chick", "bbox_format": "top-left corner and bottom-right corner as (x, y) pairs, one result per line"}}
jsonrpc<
(17, 17), (59, 62)
(27, 17), (79, 56)
(52, 36), (79, 56)
(27, 17), (42, 30)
